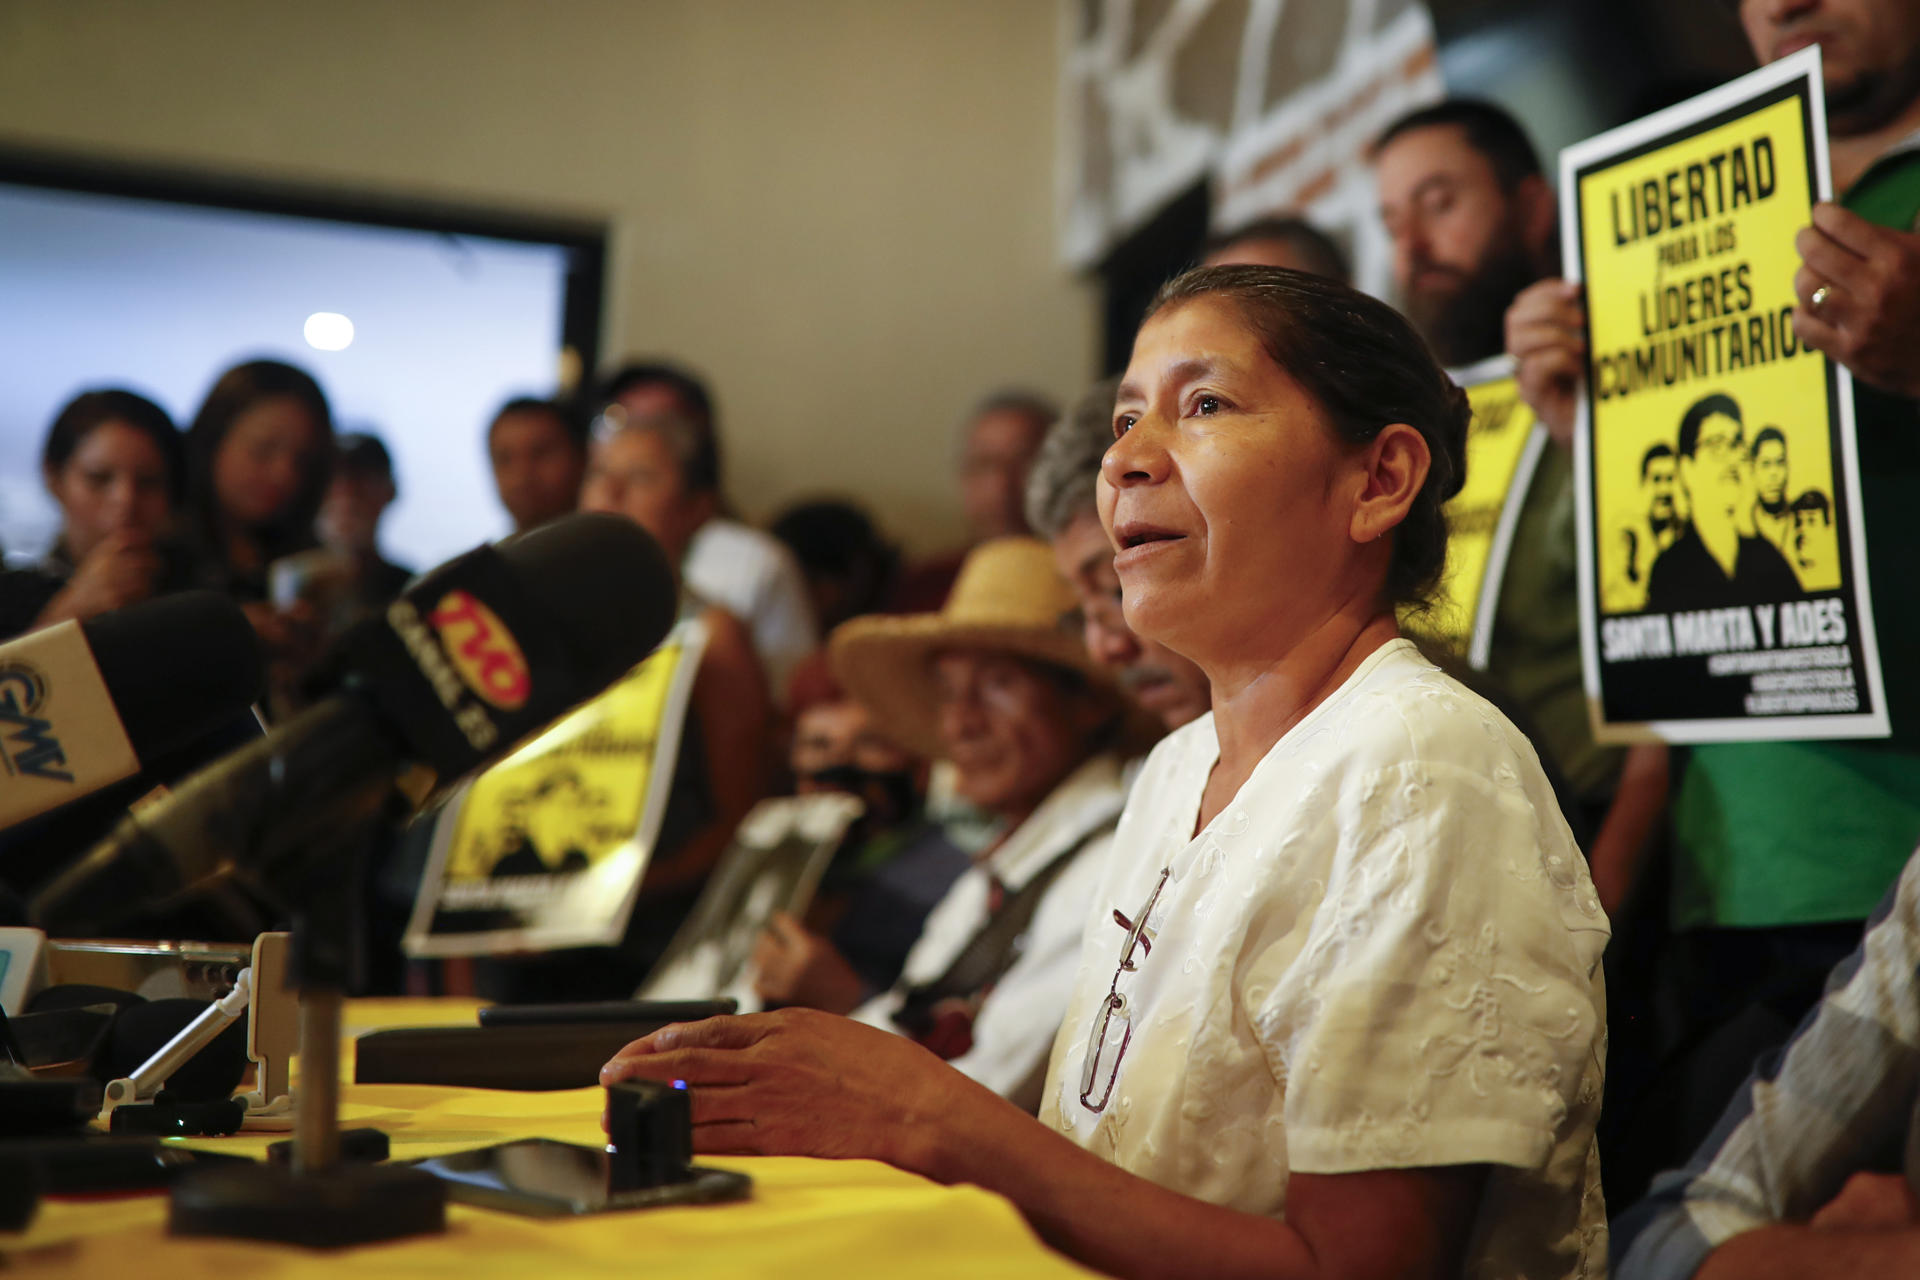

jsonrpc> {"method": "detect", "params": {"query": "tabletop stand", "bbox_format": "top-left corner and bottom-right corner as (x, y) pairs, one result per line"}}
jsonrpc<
(167, 821), (448, 1247)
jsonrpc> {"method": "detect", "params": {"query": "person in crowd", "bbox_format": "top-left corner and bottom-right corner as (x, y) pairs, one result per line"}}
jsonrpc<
(183, 359), (333, 594)
(956, 391), (1057, 545)
(892, 392), (1059, 613)
(577, 411), (773, 903)
(750, 653), (969, 1009)
(0, 388), (194, 638)
(1200, 214), (1351, 280)
(316, 431), (414, 620)
(600, 361), (818, 700)
(1024, 376), (1211, 732)
(1612, 843), (1920, 1278)
(1507, 0), (1920, 1193)
(605, 266), (1608, 1279)
(181, 359), (334, 685)
(486, 396), (588, 535)
(1377, 97), (1671, 915)
(768, 498), (901, 633)
(749, 536), (1135, 1112)
(1376, 99), (1558, 370)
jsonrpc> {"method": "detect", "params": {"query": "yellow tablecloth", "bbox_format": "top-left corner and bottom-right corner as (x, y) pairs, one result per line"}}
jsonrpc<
(2, 999), (1095, 1279)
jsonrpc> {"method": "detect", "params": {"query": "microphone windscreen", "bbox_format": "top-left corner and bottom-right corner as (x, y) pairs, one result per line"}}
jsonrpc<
(495, 513), (681, 691)
(103, 998), (248, 1102)
(325, 513), (682, 780)
(80, 593), (265, 762)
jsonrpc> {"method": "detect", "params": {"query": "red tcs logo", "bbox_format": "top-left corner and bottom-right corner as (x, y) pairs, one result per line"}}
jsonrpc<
(428, 590), (532, 711)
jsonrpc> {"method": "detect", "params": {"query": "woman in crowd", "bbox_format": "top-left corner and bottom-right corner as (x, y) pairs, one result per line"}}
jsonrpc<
(181, 359), (334, 649)
(605, 266), (1609, 1279)
(756, 538), (1137, 1110)
(0, 388), (193, 637)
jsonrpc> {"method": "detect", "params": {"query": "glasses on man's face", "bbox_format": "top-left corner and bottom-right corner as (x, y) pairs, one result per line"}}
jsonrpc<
(1079, 866), (1170, 1114)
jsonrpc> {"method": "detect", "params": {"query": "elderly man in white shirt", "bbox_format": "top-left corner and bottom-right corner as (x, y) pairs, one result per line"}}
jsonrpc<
(740, 537), (1146, 1111)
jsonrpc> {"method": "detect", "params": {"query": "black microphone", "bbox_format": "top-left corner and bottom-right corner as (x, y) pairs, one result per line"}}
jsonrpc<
(30, 514), (678, 934)
(0, 592), (263, 833)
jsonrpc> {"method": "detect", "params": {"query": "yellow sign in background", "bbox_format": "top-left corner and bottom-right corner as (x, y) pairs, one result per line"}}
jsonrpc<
(443, 632), (694, 883)
(1579, 95), (1839, 616)
(1409, 374), (1540, 658)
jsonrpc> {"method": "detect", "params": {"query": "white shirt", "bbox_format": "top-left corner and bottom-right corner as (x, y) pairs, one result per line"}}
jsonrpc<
(1041, 640), (1609, 1280)
(682, 518), (819, 701)
(855, 753), (1127, 1111)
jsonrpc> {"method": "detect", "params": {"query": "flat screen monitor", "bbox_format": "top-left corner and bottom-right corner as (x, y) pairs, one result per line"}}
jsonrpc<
(0, 160), (604, 573)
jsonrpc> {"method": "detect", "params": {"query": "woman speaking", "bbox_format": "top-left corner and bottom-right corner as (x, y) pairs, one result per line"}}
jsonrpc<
(603, 266), (1609, 1280)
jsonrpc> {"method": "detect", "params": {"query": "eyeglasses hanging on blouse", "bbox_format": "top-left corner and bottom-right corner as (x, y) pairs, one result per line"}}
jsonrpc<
(1078, 865), (1171, 1114)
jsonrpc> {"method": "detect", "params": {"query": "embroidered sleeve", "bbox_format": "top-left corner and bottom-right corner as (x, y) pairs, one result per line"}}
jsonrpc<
(1258, 760), (1605, 1176)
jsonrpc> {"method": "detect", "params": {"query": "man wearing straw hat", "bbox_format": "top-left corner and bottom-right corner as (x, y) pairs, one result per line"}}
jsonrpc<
(769, 536), (1146, 1111)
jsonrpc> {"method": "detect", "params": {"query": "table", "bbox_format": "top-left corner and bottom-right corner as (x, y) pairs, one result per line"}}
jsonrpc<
(1, 999), (1095, 1278)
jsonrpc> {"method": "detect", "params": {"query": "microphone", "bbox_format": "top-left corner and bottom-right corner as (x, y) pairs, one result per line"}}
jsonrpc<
(30, 514), (679, 935)
(0, 592), (263, 834)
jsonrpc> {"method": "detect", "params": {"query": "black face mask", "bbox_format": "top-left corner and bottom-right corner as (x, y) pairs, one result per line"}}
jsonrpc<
(805, 764), (918, 829)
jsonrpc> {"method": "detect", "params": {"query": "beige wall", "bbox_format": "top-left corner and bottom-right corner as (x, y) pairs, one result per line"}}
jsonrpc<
(0, 0), (1094, 553)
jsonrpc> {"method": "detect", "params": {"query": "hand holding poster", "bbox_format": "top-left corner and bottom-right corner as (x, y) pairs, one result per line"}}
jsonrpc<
(1563, 46), (1888, 744)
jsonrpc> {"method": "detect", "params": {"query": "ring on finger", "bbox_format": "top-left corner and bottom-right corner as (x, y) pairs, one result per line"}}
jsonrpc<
(1809, 283), (1832, 315)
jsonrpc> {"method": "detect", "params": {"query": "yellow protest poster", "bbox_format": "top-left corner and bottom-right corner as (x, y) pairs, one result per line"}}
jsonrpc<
(1562, 46), (1887, 743)
(1407, 356), (1548, 668)
(403, 616), (708, 955)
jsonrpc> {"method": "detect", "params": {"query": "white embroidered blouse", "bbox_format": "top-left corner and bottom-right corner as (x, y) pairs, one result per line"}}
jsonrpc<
(1040, 639), (1610, 1279)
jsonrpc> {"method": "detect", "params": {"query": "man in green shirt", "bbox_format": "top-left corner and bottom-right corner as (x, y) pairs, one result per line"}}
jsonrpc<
(1509, 0), (1920, 1200)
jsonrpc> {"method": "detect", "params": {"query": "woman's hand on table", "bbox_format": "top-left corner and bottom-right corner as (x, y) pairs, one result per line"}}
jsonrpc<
(598, 1013), (1488, 1280)
(599, 1008), (995, 1177)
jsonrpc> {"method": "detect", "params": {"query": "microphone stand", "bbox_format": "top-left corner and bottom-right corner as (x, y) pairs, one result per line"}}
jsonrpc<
(168, 801), (447, 1247)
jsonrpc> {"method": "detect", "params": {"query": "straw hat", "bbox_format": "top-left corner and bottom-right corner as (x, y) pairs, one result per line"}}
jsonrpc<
(829, 536), (1137, 759)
